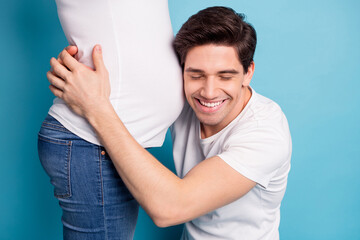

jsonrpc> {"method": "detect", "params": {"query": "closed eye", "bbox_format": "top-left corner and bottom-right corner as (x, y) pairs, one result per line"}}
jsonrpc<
(219, 75), (233, 80)
(191, 75), (204, 80)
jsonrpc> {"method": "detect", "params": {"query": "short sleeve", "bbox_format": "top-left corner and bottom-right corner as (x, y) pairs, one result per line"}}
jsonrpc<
(218, 120), (291, 189)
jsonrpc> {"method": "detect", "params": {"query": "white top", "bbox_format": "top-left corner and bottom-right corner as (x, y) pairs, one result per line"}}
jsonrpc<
(171, 89), (292, 240)
(49, 0), (184, 147)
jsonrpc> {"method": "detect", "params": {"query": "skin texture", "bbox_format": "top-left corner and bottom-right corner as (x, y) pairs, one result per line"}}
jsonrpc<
(184, 44), (254, 138)
(47, 44), (256, 227)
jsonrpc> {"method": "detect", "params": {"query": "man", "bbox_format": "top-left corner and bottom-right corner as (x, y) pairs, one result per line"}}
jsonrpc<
(48, 6), (292, 239)
(38, 0), (183, 239)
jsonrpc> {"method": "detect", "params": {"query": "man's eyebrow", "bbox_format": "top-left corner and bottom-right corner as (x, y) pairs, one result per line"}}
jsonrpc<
(185, 67), (204, 73)
(218, 69), (239, 74)
(185, 68), (240, 74)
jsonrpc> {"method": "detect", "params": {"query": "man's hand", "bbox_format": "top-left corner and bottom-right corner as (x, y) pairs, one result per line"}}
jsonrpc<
(57, 45), (78, 65)
(47, 45), (111, 119)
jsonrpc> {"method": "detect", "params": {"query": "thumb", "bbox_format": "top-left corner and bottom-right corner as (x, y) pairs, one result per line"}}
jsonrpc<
(92, 45), (106, 73)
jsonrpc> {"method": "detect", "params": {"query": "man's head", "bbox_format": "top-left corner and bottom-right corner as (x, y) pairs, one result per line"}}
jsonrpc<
(173, 7), (257, 137)
(173, 6), (257, 73)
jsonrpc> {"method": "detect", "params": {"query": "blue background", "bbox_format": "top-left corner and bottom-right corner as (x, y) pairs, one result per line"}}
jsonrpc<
(0, 0), (359, 239)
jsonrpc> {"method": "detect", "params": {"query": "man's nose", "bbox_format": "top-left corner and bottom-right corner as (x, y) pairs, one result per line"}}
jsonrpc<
(200, 77), (218, 99)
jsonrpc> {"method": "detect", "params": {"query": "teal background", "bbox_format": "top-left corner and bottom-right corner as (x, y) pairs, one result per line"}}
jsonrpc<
(1, 0), (359, 239)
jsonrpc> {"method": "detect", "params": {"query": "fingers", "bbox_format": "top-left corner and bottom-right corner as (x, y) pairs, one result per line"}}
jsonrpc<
(65, 45), (78, 56)
(56, 46), (78, 65)
(50, 57), (71, 81)
(49, 84), (63, 99)
(92, 45), (106, 74)
(58, 49), (80, 71)
(47, 71), (65, 90)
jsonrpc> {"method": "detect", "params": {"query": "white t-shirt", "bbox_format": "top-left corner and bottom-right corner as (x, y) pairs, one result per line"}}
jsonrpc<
(49, 0), (184, 147)
(171, 88), (292, 240)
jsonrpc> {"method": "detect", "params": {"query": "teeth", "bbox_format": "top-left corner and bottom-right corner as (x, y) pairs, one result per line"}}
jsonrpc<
(200, 100), (223, 108)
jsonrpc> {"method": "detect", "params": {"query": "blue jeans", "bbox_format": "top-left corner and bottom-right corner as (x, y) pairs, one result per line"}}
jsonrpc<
(38, 114), (139, 240)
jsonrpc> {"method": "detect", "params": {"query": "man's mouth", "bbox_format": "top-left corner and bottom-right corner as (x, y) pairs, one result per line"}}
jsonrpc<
(199, 99), (224, 108)
(194, 98), (226, 113)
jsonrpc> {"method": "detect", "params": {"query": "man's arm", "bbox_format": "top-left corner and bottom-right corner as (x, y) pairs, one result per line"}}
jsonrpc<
(48, 46), (256, 227)
(88, 105), (256, 227)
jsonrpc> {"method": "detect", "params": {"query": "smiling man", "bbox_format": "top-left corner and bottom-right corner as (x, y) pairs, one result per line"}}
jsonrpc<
(183, 44), (253, 138)
(47, 6), (292, 239)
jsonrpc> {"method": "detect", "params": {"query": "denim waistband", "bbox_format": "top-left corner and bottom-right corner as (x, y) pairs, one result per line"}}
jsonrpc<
(40, 114), (108, 150)
(41, 114), (73, 134)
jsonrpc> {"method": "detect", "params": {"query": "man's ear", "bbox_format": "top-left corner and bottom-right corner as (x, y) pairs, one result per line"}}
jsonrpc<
(243, 61), (255, 87)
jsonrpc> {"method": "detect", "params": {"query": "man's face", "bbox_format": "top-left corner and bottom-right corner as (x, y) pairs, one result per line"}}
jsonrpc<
(183, 44), (254, 138)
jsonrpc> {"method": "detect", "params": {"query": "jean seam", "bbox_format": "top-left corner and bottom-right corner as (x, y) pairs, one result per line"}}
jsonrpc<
(42, 121), (71, 133)
(99, 147), (108, 239)
(54, 140), (72, 199)
(38, 134), (72, 146)
(99, 147), (104, 206)
(67, 141), (72, 198)
(42, 120), (64, 128)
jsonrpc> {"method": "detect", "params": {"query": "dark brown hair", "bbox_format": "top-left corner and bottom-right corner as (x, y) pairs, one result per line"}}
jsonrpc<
(173, 6), (257, 73)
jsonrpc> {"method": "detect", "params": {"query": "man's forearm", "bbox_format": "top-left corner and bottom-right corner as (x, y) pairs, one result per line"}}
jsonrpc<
(87, 103), (184, 226)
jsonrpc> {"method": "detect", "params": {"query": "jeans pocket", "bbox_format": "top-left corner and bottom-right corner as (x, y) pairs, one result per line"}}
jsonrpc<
(38, 132), (72, 199)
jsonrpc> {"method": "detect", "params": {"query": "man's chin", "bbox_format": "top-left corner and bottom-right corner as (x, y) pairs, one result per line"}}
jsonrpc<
(197, 115), (223, 129)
